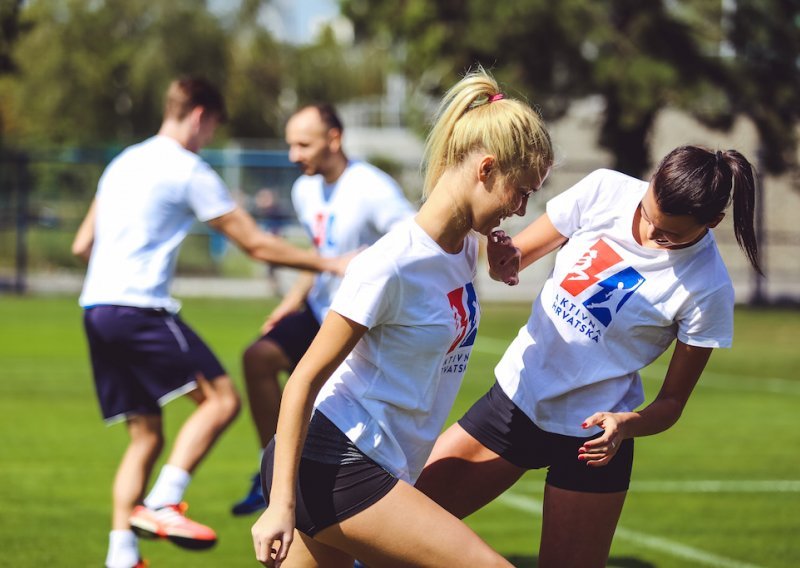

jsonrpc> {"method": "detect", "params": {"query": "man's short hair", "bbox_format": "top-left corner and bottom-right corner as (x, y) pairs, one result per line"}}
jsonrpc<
(296, 103), (343, 134)
(164, 76), (227, 122)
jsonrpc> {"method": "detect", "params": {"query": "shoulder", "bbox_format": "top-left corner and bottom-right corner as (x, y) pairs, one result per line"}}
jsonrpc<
(562, 168), (646, 208)
(291, 173), (321, 196)
(583, 169), (645, 195)
(346, 224), (409, 279)
(344, 160), (402, 192)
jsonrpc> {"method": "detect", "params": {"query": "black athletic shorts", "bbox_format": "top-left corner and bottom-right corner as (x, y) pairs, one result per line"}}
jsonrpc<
(83, 305), (225, 424)
(459, 381), (633, 493)
(260, 411), (399, 537)
(260, 303), (320, 366)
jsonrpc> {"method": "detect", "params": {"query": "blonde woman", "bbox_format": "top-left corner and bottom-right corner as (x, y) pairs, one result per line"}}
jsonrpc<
(250, 68), (553, 567)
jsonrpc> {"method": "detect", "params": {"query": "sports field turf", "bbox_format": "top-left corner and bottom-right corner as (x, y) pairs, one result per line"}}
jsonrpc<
(1, 295), (798, 567)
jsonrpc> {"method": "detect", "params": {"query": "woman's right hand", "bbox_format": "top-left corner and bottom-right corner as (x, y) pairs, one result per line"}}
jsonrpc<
(251, 505), (295, 567)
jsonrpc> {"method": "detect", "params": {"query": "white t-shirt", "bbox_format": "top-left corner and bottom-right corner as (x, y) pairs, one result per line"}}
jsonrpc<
(79, 136), (236, 312)
(292, 160), (415, 321)
(314, 219), (480, 483)
(496, 169), (734, 437)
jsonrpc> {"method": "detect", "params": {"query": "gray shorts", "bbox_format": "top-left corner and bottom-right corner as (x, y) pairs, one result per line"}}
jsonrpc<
(83, 305), (226, 424)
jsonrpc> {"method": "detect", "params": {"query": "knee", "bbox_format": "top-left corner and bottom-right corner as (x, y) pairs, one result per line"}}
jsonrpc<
(214, 386), (242, 425)
(242, 340), (288, 379)
(132, 428), (165, 458)
(225, 390), (242, 423)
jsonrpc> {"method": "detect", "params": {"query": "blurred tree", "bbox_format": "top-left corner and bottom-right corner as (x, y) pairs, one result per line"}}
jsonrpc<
(288, 25), (387, 108)
(0, 0), (25, 74)
(1, 0), (397, 147)
(3, 0), (229, 146)
(0, 0), (27, 138)
(341, 0), (593, 122)
(225, 1), (286, 139)
(723, 0), (800, 175)
(341, 0), (729, 177)
(591, 0), (726, 175)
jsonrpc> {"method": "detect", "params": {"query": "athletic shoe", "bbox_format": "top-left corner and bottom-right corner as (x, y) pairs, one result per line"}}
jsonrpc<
(129, 503), (217, 550)
(231, 473), (266, 516)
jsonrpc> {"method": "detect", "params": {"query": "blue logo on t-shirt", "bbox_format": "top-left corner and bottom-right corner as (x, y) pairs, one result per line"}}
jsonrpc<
(556, 239), (646, 335)
(583, 267), (645, 327)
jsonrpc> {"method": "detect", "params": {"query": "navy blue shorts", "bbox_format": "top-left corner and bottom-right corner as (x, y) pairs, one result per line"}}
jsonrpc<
(459, 382), (634, 493)
(83, 305), (226, 424)
(260, 412), (399, 537)
(259, 303), (320, 366)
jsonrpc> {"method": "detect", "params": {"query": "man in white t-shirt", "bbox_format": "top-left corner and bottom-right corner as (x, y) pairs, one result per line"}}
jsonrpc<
(72, 78), (346, 568)
(233, 103), (415, 515)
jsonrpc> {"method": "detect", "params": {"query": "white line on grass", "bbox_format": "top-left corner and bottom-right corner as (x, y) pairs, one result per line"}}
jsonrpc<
(473, 337), (800, 396)
(630, 480), (800, 492)
(496, 492), (764, 568)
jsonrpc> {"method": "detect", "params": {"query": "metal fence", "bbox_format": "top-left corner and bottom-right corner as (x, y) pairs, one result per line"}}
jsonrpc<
(1, 147), (798, 305)
(0, 147), (302, 294)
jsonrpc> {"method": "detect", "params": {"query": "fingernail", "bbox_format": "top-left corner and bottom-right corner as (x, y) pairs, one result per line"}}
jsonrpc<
(581, 422), (588, 428)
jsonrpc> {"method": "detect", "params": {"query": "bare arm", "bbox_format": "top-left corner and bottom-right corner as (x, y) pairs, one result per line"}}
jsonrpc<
(208, 207), (348, 275)
(251, 311), (367, 566)
(514, 213), (568, 271)
(487, 214), (567, 284)
(71, 199), (97, 262)
(580, 340), (713, 466)
(260, 272), (316, 334)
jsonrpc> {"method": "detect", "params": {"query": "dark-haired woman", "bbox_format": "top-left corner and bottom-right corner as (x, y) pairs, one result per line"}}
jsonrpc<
(416, 146), (761, 568)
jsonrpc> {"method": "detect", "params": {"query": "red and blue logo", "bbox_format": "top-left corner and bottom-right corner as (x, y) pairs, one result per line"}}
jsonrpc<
(447, 282), (479, 353)
(559, 239), (644, 328)
(305, 212), (336, 249)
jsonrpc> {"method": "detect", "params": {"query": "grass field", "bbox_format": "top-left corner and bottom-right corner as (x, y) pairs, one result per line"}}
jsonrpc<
(1, 295), (798, 567)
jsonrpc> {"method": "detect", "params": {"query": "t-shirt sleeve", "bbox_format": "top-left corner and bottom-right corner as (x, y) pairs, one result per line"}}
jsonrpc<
(676, 283), (734, 348)
(368, 173), (416, 234)
(187, 162), (236, 222)
(329, 247), (401, 328)
(546, 169), (613, 238)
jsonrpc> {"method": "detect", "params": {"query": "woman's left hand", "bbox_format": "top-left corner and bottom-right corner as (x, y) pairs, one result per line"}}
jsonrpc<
(578, 412), (623, 467)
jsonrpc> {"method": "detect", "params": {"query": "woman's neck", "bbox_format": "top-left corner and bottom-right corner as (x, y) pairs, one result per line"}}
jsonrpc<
(415, 176), (471, 254)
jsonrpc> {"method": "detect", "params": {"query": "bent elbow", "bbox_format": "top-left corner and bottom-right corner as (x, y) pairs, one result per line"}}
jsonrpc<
(71, 242), (91, 261)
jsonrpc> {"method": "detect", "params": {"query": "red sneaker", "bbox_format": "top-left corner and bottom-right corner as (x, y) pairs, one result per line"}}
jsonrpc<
(130, 503), (217, 550)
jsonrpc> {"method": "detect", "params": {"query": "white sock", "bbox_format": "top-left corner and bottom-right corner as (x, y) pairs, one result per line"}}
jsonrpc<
(143, 464), (191, 509)
(105, 529), (139, 568)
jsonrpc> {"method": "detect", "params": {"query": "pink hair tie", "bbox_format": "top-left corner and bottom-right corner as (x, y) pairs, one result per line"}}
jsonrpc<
(489, 93), (505, 102)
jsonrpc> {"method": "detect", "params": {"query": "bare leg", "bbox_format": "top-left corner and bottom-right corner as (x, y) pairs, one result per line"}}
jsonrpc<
(538, 484), (626, 568)
(416, 423), (524, 519)
(112, 416), (164, 530)
(166, 374), (240, 473)
(279, 530), (355, 568)
(242, 339), (293, 447)
(313, 480), (513, 567)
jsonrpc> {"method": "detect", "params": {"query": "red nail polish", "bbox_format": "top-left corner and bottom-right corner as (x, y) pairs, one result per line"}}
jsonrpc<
(581, 422), (588, 428)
